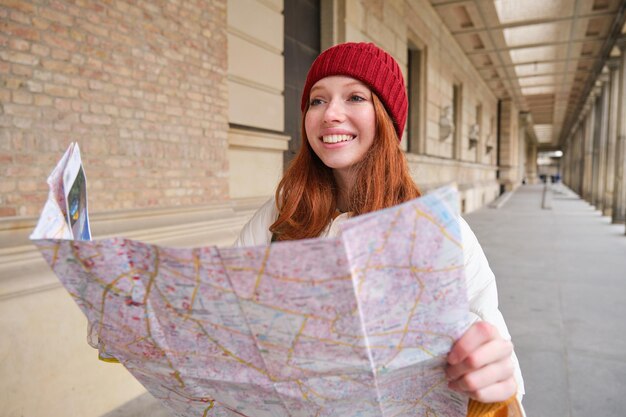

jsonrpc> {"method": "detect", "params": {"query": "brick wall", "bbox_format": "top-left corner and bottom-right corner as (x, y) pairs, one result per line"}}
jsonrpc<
(0, 0), (229, 217)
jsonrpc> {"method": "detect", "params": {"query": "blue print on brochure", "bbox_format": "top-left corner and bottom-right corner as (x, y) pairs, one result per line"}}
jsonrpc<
(67, 166), (91, 241)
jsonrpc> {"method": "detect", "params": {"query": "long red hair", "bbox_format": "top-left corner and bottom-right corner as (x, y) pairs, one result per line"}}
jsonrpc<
(270, 93), (420, 241)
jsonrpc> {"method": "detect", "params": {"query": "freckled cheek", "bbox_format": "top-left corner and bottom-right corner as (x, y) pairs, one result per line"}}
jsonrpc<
(363, 109), (376, 132)
(304, 112), (318, 144)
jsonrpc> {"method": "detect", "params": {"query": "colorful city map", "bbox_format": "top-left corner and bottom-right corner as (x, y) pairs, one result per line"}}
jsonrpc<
(32, 186), (470, 417)
(31, 145), (471, 417)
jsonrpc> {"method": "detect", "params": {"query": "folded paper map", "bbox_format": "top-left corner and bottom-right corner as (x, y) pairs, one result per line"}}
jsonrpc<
(31, 144), (471, 417)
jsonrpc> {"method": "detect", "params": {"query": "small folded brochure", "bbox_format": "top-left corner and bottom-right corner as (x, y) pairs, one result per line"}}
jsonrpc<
(31, 142), (91, 241)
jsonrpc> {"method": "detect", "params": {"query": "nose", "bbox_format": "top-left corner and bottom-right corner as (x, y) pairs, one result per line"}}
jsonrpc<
(323, 99), (345, 124)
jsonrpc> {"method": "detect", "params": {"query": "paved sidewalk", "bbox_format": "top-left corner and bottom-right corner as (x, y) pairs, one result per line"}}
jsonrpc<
(465, 184), (626, 417)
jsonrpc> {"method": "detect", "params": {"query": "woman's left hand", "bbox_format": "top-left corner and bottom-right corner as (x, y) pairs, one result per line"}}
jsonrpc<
(445, 321), (517, 403)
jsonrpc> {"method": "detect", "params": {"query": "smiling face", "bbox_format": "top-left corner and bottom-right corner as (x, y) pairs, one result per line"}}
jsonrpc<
(304, 76), (376, 180)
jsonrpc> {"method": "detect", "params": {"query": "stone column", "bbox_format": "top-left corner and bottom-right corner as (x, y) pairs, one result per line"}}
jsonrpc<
(603, 57), (620, 217)
(567, 127), (577, 191)
(591, 86), (602, 207)
(562, 142), (568, 184)
(577, 126), (583, 194)
(570, 124), (581, 193)
(526, 142), (538, 184)
(497, 99), (520, 191)
(519, 113), (530, 183)
(582, 102), (595, 202)
(577, 124), (585, 195)
(594, 75), (610, 211)
(612, 38), (626, 224)
(563, 141), (571, 186)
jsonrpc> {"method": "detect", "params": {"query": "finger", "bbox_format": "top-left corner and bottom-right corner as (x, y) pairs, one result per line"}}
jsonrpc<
(469, 377), (517, 403)
(446, 338), (513, 381)
(448, 321), (500, 365)
(448, 357), (515, 393)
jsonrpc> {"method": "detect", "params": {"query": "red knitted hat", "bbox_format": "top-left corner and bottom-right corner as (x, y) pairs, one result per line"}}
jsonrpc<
(301, 42), (408, 140)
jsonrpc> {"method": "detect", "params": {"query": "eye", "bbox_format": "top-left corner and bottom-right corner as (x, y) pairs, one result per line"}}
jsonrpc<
(309, 98), (324, 106)
(349, 95), (366, 102)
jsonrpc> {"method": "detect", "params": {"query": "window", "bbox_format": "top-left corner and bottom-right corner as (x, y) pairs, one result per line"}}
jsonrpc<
(487, 115), (495, 162)
(283, 0), (321, 168)
(408, 45), (426, 153)
(474, 103), (482, 161)
(452, 83), (463, 159)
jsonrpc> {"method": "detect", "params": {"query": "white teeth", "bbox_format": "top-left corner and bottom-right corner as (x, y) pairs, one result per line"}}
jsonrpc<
(322, 134), (354, 143)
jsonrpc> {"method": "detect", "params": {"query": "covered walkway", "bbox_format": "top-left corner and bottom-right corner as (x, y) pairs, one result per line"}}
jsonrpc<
(466, 184), (626, 417)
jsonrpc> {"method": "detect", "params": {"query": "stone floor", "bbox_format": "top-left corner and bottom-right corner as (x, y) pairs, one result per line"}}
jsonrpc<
(105, 183), (626, 417)
(465, 183), (626, 417)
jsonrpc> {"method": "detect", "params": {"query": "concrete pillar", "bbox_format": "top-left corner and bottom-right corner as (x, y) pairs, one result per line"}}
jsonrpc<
(612, 38), (626, 224)
(594, 76), (609, 211)
(582, 103), (595, 202)
(498, 99), (522, 191)
(569, 126), (579, 192)
(518, 113), (529, 183)
(591, 88), (602, 207)
(570, 121), (582, 195)
(563, 143), (569, 184)
(577, 124), (585, 195)
(526, 142), (538, 184)
(603, 57), (620, 217)
(567, 128), (577, 191)
(564, 142), (571, 185)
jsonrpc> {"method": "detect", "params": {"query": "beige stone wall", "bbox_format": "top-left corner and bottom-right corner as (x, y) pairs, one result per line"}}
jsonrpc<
(1, 0), (230, 217)
(405, 1), (498, 164)
(0, 285), (147, 416)
(407, 153), (501, 211)
(228, 127), (289, 198)
(226, 0), (287, 198)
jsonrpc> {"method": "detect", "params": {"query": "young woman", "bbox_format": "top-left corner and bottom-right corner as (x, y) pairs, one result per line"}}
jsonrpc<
(235, 42), (524, 416)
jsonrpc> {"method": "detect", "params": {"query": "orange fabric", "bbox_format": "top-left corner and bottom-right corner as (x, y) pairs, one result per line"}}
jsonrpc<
(466, 395), (518, 417)
(494, 406), (509, 417)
